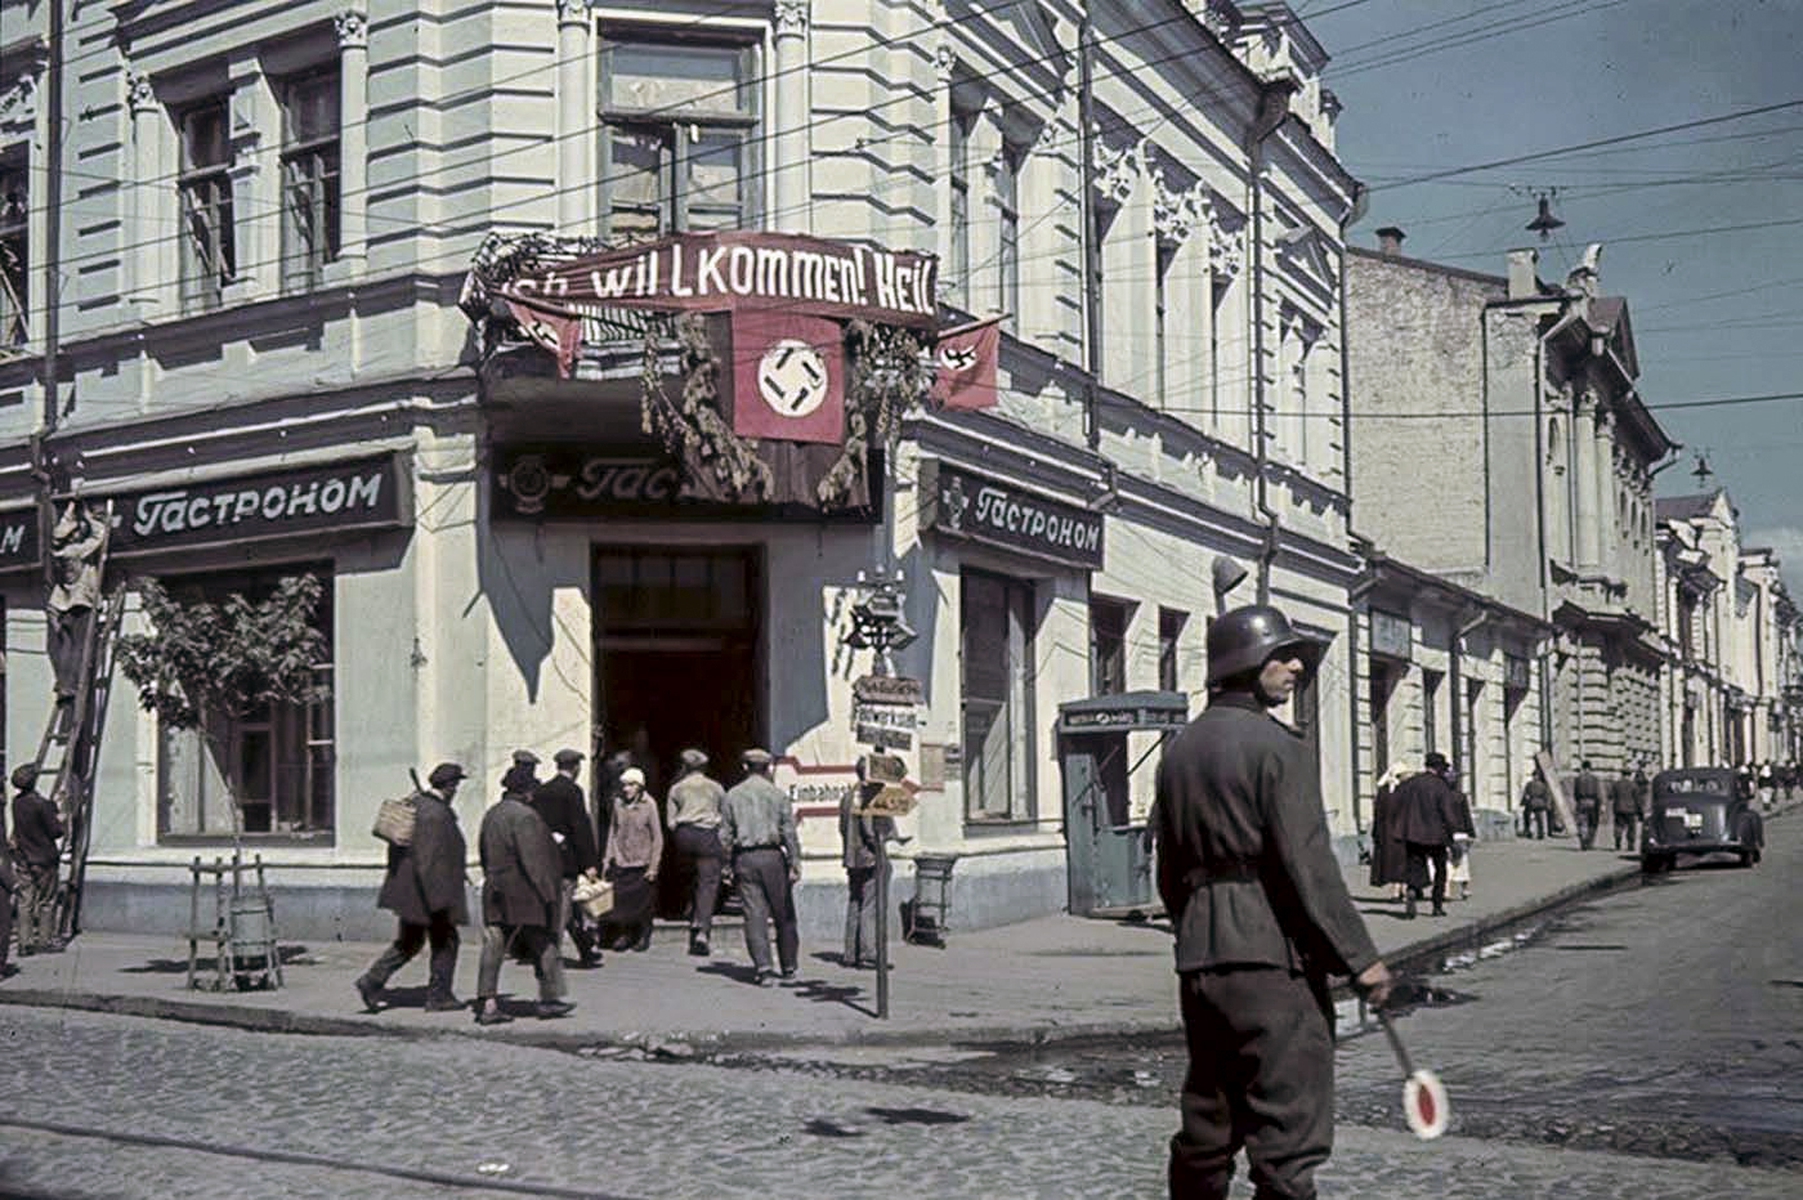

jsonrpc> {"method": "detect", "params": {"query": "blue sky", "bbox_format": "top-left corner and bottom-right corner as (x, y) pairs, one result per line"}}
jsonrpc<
(1308, 0), (1803, 594)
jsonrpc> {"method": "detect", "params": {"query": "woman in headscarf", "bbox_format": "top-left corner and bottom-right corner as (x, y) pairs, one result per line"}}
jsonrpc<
(1369, 764), (1412, 901)
(600, 767), (663, 951)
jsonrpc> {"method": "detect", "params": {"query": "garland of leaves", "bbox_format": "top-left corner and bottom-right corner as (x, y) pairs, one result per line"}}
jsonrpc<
(641, 313), (774, 500)
(638, 314), (933, 509)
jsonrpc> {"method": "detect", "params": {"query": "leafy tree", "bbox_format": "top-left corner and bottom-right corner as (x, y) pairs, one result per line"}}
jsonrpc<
(116, 573), (330, 839)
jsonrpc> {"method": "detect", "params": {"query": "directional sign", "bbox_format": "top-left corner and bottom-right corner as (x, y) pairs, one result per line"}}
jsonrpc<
(861, 753), (908, 785)
(857, 784), (917, 818)
(854, 675), (924, 706)
(856, 722), (913, 749)
(853, 704), (917, 731)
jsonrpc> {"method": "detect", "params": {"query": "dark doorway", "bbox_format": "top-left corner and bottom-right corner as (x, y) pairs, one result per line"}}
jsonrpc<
(594, 546), (762, 917)
(593, 546), (762, 796)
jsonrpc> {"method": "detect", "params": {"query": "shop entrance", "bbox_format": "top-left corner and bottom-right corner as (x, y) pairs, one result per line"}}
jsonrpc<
(593, 546), (762, 802)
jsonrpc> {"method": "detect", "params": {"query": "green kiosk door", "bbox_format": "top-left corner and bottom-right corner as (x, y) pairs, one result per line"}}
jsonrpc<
(1057, 690), (1189, 918)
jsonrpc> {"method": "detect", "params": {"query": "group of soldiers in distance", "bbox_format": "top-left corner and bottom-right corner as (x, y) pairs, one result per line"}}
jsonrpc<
(352, 740), (892, 1024)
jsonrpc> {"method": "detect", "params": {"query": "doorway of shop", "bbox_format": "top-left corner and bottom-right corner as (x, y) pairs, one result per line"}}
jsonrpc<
(593, 546), (762, 919)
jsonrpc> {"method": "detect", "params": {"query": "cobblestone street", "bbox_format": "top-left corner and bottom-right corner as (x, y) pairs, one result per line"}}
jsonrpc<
(2, 1001), (1800, 1200)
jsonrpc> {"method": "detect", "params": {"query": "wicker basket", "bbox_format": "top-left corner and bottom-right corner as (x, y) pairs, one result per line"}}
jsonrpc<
(572, 877), (615, 919)
(371, 795), (418, 846)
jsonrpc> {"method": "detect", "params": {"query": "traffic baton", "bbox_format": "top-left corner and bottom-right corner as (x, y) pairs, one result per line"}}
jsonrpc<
(1376, 1009), (1449, 1140)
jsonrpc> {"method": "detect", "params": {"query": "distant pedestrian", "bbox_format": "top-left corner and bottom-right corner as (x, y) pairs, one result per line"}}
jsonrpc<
(1392, 752), (1461, 918)
(1521, 768), (1552, 840)
(594, 749), (635, 863)
(10, 764), (64, 955)
(665, 748), (726, 957)
(531, 748), (602, 969)
(0, 783), (16, 978)
(474, 763), (572, 1026)
(1438, 762), (1476, 901)
(1152, 604), (1391, 1199)
(1367, 765), (1411, 900)
(356, 763), (469, 1014)
(839, 759), (897, 969)
(1634, 763), (1653, 825)
(600, 767), (662, 951)
(720, 748), (801, 986)
(1611, 766), (1640, 851)
(1572, 761), (1603, 850)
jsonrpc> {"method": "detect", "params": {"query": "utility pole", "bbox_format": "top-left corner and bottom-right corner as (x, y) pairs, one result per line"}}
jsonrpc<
(1077, 15), (1101, 451)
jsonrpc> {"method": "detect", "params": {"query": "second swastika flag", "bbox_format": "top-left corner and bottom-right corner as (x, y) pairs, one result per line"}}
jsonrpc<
(729, 310), (845, 445)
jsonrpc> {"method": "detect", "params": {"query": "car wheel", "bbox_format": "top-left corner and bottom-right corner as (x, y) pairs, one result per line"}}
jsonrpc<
(1641, 854), (1669, 875)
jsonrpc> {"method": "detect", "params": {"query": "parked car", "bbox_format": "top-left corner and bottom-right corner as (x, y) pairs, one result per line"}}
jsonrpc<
(1641, 767), (1764, 873)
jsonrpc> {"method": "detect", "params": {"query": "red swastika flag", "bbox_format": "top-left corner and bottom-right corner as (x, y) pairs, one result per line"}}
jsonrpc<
(931, 316), (1001, 411)
(729, 310), (845, 445)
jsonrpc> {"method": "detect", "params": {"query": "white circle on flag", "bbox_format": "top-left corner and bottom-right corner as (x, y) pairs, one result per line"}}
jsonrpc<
(758, 339), (829, 417)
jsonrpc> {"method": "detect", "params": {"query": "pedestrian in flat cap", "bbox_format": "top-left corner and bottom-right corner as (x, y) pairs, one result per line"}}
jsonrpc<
(10, 763), (64, 955)
(840, 758), (897, 969)
(1154, 605), (1391, 1200)
(1572, 760), (1603, 850)
(532, 748), (602, 968)
(600, 767), (662, 951)
(356, 763), (469, 1013)
(474, 764), (572, 1025)
(1392, 752), (1462, 919)
(665, 748), (726, 957)
(720, 748), (801, 986)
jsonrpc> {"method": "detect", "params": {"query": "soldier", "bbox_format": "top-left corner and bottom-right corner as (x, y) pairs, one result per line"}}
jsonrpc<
(720, 748), (801, 986)
(1391, 752), (1462, 919)
(355, 762), (469, 1013)
(10, 764), (64, 955)
(1154, 605), (1392, 1200)
(1521, 767), (1553, 840)
(1611, 765), (1641, 851)
(1572, 761), (1604, 850)
(531, 748), (602, 968)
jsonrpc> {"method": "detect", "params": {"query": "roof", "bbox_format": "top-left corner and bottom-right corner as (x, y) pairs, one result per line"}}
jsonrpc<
(1656, 492), (1721, 522)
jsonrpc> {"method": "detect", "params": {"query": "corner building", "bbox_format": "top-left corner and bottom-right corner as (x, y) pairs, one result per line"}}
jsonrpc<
(0, 1), (1366, 938)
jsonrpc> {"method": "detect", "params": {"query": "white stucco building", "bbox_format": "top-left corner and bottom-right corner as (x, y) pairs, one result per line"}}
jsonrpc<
(0, 0), (1369, 939)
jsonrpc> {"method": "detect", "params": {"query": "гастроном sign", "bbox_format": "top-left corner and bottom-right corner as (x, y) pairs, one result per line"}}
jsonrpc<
(921, 460), (1104, 570)
(0, 455), (410, 571)
(499, 231), (939, 331)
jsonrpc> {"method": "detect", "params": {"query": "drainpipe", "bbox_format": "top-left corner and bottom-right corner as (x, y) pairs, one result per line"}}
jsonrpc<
(1248, 78), (1296, 604)
(1340, 186), (1366, 825)
(1347, 547), (1378, 831)
(42, 0), (66, 434)
(1078, 16), (1101, 452)
(1449, 608), (1487, 792)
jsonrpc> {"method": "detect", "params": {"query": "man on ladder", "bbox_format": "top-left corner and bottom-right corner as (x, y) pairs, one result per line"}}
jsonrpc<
(47, 502), (106, 710)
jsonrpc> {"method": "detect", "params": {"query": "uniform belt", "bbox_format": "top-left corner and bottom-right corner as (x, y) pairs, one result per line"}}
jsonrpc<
(1181, 859), (1264, 891)
(735, 844), (782, 853)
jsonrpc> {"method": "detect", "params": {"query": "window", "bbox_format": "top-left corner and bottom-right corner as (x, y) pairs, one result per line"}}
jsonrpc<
(948, 107), (973, 307)
(1091, 597), (1130, 695)
(1155, 243), (1175, 406)
(599, 38), (758, 238)
(1158, 607), (1187, 693)
(158, 566), (335, 841)
(279, 68), (341, 291)
(1422, 667), (1443, 755)
(177, 97), (235, 310)
(962, 570), (1036, 821)
(0, 152), (25, 347)
(995, 141), (1022, 326)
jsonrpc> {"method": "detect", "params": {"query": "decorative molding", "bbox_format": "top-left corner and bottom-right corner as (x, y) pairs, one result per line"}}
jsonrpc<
(125, 70), (158, 114)
(774, 0), (809, 37)
(0, 43), (48, 120)
(1091, 136), (1141, 206)
(1152, 175), (1210, 248)
(933, 42), (955, 81)
(1190, 0), (1238, 40)
(334, 10), (368, 49)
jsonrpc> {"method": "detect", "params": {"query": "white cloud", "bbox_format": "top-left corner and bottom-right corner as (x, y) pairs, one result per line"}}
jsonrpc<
(1746, 526), (1803, 598)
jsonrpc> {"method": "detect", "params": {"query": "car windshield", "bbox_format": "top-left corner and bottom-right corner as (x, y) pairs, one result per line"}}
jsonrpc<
(1654, 776), (1733, 804)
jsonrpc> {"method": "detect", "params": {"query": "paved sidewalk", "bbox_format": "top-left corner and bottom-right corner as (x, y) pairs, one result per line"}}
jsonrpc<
(0, 825), (1735, 1052)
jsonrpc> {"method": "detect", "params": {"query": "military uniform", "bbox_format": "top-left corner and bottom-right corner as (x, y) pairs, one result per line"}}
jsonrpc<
(1611, 772), (1641, 851)
(1521, 776), (1552, 839)
(1572, 768), (1603, 850)
(1154, 660), (1380, 1199)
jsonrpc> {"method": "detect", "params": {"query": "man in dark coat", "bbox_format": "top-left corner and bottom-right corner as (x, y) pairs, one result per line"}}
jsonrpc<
(839, 758), (898, 969)
(1521, 767), (1552, 839)
(1153, 605), (1391, 1200)
(720, 748), (801, 985)
(531, 748), (602, 968)
(1366, 768), (1410, 898)
(356, 762), (469, 1013)
(1391, 751), (1461, 919)
(474, 763), (572, 1025)
(1572, 760), (1603, 850)
(1611, 766), (1641, 851)
(11, 764), (65, 955)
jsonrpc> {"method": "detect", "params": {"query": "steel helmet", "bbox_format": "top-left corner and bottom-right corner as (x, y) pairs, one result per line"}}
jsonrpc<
(1206, 604), (1327, 686)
